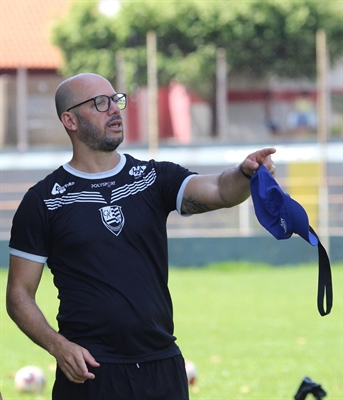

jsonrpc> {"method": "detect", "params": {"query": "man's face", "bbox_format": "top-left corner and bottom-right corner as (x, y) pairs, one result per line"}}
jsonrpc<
(71, 76), (124, 152)
(75, 110), (124, 152)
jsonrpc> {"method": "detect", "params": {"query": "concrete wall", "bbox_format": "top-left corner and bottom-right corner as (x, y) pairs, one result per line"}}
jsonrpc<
(1, 236), (342, 269)
(168, 236), (343, 267)
(0, 73), (69, 147)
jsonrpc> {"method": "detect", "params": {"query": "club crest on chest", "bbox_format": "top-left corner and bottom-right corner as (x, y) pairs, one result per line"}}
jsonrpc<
(99, 205), (125, 236)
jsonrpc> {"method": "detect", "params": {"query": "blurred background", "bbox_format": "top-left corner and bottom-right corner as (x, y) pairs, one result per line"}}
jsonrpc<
(0, 0), (342, 265)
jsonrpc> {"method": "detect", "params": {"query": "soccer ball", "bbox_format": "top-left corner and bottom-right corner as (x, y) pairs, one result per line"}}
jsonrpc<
(185, 359), (197, 385)
(14, 366), (45, 393)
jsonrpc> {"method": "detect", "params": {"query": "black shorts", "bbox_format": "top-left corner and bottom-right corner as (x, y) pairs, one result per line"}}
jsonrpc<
(52, 354), (189, 400)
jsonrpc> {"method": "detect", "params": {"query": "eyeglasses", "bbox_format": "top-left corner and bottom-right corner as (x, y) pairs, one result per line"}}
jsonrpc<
(66, 93), (127, 112)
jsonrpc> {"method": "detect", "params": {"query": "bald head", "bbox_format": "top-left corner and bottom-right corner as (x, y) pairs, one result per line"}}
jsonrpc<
(55, 77), (74, 120)
(55, 73), (113, 120)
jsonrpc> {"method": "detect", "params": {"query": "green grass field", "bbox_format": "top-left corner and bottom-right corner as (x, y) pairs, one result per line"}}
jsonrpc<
(1, 262), (342, 400)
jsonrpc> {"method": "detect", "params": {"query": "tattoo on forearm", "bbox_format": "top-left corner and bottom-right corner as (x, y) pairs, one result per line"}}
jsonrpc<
(182, 195), (210, 214)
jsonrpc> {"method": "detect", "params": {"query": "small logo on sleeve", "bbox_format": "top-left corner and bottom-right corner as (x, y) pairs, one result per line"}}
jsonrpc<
(129, 166), (147, 179)
(51, 182), (75, 195)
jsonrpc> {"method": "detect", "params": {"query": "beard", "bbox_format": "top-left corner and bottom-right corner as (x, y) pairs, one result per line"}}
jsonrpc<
(76, 113), (124, 152)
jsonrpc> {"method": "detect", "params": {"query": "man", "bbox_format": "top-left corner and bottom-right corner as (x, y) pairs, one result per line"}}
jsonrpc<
(7, 73), (276, 400)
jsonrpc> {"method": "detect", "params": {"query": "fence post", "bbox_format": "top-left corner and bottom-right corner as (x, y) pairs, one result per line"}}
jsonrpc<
(16, 66), (28, 151)
(147, 30), (158, 159)
(0, 75), (9, 148)
(216, 48), (228, 139)
(316, 29), (330, 255)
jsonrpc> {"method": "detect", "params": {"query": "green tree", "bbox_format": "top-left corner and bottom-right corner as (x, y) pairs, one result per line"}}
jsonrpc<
(51, 0), (118, 82)
(51, 0), (343, 100)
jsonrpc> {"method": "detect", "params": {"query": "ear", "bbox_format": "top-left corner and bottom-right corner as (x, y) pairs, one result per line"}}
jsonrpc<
(61, 112), (78, 132)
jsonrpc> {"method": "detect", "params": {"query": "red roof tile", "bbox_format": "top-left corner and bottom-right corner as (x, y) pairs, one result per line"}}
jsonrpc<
(0, 0), (71, 70)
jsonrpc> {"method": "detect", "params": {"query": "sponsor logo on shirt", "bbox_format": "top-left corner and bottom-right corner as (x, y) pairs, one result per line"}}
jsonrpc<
(91, 181), (116, 189)
(51, 182), (75, 195)
(129, 166), (147, 179)
(99, 205), (125, 236)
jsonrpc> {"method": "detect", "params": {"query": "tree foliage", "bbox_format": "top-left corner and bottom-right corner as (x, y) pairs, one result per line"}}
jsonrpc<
(51, 0), (119, 81)
(51, 0), (343, 99)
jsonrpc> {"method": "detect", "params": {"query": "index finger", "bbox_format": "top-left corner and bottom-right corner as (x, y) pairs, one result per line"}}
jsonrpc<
(259, 147), (276, 158)
(249, 147), (276, 165)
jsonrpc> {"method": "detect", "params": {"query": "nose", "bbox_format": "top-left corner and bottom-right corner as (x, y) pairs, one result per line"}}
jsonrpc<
(108, 98), (121, 114)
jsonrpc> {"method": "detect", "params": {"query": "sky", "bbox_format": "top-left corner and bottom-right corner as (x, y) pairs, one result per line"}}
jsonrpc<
(98, 0), (121, 16)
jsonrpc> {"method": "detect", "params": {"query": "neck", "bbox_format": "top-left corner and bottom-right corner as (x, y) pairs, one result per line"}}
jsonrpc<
(69, 149), (121, 173)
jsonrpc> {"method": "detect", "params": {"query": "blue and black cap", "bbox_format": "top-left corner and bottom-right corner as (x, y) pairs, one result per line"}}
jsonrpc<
(250, 165), (333, 316)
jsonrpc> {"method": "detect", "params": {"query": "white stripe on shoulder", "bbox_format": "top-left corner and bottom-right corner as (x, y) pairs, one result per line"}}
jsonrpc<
(9, 248), (48, 264)
(110, 168), (157, 203)
(176, 174), (197, 216)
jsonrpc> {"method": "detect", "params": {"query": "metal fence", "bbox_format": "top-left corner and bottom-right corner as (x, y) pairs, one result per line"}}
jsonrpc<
(166, 152), (343, 239)
(1, 143), (342, 244)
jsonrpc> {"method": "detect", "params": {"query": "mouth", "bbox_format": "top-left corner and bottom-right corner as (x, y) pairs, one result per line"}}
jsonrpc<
(107, 118), (122, 131)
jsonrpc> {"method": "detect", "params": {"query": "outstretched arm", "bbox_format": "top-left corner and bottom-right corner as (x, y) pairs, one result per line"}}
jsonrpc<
(6, 255), (100, 383)
(181, 147), (276, 214)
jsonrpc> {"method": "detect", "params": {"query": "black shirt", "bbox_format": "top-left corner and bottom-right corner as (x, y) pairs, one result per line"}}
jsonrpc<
(9, 153), (196, 362)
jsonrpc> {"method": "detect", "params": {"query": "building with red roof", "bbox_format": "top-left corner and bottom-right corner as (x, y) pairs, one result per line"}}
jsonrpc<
(0, 0), (341, 149)
(0, 0), (69, 72)
(0, 0), (71, 147)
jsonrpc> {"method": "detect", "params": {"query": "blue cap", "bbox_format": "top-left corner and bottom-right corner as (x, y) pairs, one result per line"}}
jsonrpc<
(250, 165), (318, 246)
(250, 164), (333, 316)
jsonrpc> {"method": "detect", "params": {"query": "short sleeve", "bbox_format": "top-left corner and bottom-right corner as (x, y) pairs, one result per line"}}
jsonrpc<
(155, 161), (197, 214)
(9, 188), (50, 259)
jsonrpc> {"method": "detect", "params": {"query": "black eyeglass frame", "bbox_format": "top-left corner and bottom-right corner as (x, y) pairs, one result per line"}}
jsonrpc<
(66, 93), (127, 112)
